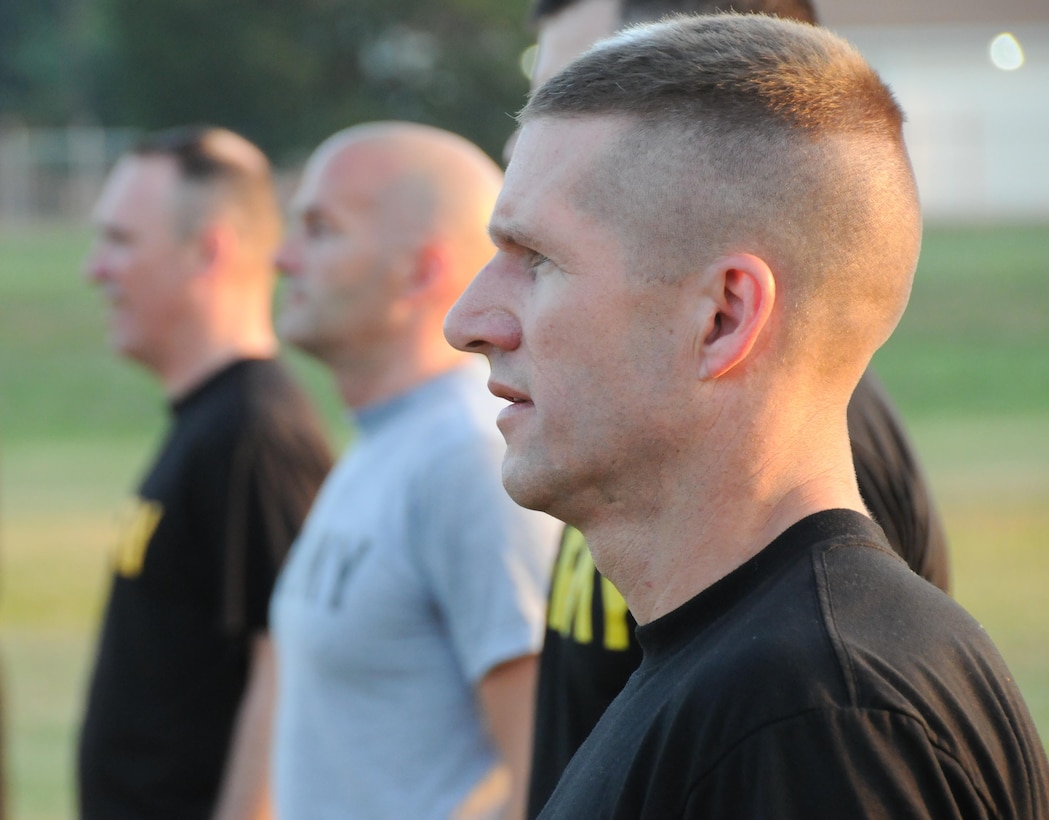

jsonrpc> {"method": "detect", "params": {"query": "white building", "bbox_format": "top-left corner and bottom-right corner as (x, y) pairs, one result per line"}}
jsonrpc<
(823, 0), (1049, 222)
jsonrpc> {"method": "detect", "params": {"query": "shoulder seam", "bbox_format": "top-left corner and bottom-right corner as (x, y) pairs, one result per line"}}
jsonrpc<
(683, 706), (998, 815)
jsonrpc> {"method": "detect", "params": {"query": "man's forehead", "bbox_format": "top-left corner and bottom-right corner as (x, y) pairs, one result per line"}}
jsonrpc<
(507, 116), (623, 177)
(493, 116), (624, 245)
(94, 155), (178, 227)
(292, 140), (391, 216)
(497, 120), (580, 222)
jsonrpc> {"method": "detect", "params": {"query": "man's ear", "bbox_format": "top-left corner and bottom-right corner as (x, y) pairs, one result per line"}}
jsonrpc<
(402, 243), (448, 298)
(191, 220), (237, 279)
(696, 253), (775, 380)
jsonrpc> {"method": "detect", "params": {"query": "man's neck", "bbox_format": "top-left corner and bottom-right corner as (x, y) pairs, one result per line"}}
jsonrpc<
(332, 343), (469, 412)
(158, 336), (277, 401)
(582, 413), (865, 625)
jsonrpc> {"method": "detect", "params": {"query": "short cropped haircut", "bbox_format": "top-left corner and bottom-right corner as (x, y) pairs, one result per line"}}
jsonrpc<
(529, 0), (817, 25)
(132, 125), (281, 247)
(522, 14), (921, 372)
(619, 0), (816, 25)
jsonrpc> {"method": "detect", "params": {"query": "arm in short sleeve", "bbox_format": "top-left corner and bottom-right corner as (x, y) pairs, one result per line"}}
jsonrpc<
(223, 417), (332, 635)
(848, 371), (950, 592)
(411, 436), (559, 684)
(477, 654), (541, 820)
(212, 634), (277, 820)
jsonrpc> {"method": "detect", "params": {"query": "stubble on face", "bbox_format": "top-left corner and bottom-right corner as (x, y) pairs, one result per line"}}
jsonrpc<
(88, 157), (192, 368)
(276, 144), (408, 371)
(490, 119), (699, 529)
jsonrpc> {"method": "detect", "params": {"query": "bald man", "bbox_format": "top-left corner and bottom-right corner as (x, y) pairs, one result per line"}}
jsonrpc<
(268, 122), (560, 820)
(79, 126), (332, 820)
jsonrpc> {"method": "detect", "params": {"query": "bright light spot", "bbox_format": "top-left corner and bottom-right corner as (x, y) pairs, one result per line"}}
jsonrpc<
(519, 44), (538, 80)
(989, 33), (1025, 71)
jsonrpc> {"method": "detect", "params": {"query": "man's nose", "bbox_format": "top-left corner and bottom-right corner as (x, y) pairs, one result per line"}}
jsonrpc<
(274, 234), (303, 277)
(444, 262), (522, 354)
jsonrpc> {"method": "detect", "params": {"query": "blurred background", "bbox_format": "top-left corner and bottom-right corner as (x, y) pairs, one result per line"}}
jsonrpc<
(1, 0), (1047, 816)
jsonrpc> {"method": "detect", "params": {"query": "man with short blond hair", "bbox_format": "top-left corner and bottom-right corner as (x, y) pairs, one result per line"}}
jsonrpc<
(447, 14), (1048, 815)
(514, 0), (952, 811)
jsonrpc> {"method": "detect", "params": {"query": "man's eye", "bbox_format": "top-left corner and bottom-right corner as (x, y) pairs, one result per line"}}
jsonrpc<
(529, 253), (552, 273)
(302, 216), (333, 238)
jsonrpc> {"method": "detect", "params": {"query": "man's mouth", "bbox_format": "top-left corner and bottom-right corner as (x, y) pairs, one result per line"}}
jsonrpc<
(489, 380), (531, 406)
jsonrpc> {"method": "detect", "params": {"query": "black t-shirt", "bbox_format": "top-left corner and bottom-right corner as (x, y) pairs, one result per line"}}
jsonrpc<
(528, 368), (953, 817)
(848, 370), (950, 592)
(78, 359), (332, 820)
(538, 510), (1049, 818)
(528, 527), (643, 812)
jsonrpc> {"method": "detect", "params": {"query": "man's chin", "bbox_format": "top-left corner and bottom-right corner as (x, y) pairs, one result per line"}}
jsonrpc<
(111, 329), (140, 362)
(501, 459), (557, 515)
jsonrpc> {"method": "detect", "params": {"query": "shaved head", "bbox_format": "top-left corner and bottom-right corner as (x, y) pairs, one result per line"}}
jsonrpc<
(277, 122), (503, 406)
(303, 122), (503, 296)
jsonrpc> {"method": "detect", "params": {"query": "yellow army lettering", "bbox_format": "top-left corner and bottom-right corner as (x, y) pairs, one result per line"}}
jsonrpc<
(112, 498), (163, 578)
(547, 527), (632, 650)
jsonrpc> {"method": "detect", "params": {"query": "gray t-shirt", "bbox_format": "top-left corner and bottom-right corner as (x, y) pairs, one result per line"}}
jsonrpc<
(271, 364), (559, 819)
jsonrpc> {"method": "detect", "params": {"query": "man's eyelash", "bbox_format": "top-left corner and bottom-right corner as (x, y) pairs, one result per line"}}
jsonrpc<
(529, 253), (551, 270)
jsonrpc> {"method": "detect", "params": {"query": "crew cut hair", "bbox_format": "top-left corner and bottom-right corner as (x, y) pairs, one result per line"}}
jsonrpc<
(529, 0), (817, 26)
(522, 13), (921, 371)
(619, 0), (816, 25)
(523, 14), (902, 138)
(132, 125), (280, 244)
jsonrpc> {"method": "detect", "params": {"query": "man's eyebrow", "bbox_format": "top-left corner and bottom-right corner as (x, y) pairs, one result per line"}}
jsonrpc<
(292, 204), (328, 227)
(98, 220), (132, 242)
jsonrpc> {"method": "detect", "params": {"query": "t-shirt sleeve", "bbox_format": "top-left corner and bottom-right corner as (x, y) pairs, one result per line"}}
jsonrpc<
(411, 436), (559, 684)
(684, 708), (992, 818)
(847, 371), (951, 592)
(222, 415), (333, 635)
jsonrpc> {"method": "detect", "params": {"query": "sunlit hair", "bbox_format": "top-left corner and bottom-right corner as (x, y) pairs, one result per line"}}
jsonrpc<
(132, 125), (281, 247)
(530, 0), (817, 25)
(619, 0), (816, 25)
(524, 14), (902, 135)
(522, 13), (922, 374)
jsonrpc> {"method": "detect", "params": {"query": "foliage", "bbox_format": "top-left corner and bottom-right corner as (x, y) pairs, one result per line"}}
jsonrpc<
(872, 225), (1049, 418)
(0, 0), (102, 123)
(1, 0), (536, 162)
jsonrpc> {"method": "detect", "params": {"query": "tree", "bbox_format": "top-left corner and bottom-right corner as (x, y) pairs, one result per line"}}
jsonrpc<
(94, 0), (535, 162)
(0, 0), (102, 124)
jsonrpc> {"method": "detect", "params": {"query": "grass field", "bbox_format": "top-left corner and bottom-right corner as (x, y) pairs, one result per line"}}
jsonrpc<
(2, 223), (1048, 817)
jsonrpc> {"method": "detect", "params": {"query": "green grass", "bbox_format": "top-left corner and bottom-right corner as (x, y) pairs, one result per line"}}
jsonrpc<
(1, 439), (142, 819)
(873, 224), (1049, 417)
(0, 226), (346, 443)
(1, 223), (1048, 818)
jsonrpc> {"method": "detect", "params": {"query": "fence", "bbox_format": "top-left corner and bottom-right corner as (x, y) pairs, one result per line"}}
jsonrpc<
(0, 125), (140, 227)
